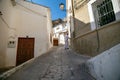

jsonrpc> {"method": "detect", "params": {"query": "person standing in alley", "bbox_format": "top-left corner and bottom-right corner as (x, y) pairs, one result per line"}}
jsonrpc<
(64, 32), (69, 49)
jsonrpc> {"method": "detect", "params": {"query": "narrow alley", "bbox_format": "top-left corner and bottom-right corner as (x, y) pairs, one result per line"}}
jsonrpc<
(4, 46), (95, 80)
(0, 0), (120, 80)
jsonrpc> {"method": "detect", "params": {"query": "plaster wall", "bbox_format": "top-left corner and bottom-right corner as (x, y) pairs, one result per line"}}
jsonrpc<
(75, 4), (90, 24)
(0, 17), (8, 68)
(0, 0), (52, 67)
(66, 0), (74, 36)
(53, 24), (67, 45)
(74, 2), (91, 37)
(0, 0), (16, 68)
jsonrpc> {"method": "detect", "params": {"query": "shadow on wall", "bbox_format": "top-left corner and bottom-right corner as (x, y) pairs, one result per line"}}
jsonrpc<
(74, 18), (91, 37)
(71, 17), (98, 56)
(71, 12), (120, 56)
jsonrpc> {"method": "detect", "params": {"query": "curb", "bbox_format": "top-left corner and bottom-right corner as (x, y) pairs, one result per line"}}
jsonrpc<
(0, 47), (54, 80)
(0, 58), (35, 80)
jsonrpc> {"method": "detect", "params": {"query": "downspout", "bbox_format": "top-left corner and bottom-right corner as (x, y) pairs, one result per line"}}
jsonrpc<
(71, 0), (75, 38)
(88, 0), (100, 52)
(70, 0), (76, 49)
(96, 28), (100, 52)
(94, 9), (100, 52)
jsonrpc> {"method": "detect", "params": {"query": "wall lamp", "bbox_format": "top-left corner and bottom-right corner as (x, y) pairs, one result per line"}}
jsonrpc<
(59, 3), (65, 11)
(59, 0), (75, 38)
(59, 1), (75, 16)
(59, 3), (69, 12)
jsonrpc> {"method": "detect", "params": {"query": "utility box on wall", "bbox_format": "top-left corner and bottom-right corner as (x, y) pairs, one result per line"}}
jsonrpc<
(8, 41), (16, 48)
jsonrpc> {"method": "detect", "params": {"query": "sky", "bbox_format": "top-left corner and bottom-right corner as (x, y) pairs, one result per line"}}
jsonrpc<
(27, 0), (66, 20)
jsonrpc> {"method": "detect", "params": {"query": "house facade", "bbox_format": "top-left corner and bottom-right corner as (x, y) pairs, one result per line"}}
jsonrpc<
(52, 19), (68, 45)
(0, 0), (52, 68)
(66, 0), (120, 80)
(67, 0), (120, 56)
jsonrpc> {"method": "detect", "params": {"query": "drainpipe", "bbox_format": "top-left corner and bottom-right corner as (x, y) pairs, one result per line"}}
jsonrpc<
(96, 28), (100, 52)
(71, 0), (75, 38)
(70, 0), (76, 49)
(93, 6), (100, 52)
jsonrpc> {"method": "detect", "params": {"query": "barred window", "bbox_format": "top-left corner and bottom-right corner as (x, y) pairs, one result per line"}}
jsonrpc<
(97, 0), (116, 26)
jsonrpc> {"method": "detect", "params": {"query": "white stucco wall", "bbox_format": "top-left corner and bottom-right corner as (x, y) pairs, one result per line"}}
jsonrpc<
(53, 25), (63, 44)
(87, 0), (96, 30)
(0, 0), (52, 67)
(46, 9), (52, 48)
(0, 17), (9, 68)
(0, 0), (15, 68)
(53, 24), (68, 44)
(87, 44), (120, 80)
(112, 0), (120, 20)
(66, 0), (73, 37)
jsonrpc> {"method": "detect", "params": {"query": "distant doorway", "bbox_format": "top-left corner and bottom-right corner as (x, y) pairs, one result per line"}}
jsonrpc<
(16, 37), (34, 66)
(53, 38), (59, 46)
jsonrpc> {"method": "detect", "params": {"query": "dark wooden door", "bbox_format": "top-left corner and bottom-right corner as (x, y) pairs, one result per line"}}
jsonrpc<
(16, 38), (34, 66)
(53, 38), (58, 46)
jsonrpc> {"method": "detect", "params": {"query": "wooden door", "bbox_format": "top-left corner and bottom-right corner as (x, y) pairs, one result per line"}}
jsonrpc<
(53, 38), (58, 46)
(16, 38), (34, 66)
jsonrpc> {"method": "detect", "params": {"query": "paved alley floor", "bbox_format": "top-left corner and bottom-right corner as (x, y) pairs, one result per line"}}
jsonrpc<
(5, 46), (95, 80)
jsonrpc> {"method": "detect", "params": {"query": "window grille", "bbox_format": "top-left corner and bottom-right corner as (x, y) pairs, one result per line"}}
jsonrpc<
(97, 0), (116, 26)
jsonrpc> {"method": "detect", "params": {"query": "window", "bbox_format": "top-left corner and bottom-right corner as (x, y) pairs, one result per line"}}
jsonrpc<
(97, 0), (116, 26)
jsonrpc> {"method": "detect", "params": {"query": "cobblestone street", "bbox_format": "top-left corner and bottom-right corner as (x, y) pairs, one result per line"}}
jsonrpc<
(5, 46), (95, 80)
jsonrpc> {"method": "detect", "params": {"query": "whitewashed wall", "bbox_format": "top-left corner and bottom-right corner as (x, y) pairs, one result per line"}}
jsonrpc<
(46, 9), (52, 48)
(0, 16), (9, 68)
(0, 0), (16, 68)
(53, 24), (68, 44)
(66, 0), (73, 37)
(112, 0), (120, 20)
(53, 24), (65, 44)
(0, 0), (52, 67)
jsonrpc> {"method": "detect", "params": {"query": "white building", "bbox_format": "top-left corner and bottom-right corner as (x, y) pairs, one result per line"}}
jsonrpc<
(66, 0), (74, 38)
(53, 19), (68, 45)
(66, 0), (120, 80)
(0, 0), (52, 68)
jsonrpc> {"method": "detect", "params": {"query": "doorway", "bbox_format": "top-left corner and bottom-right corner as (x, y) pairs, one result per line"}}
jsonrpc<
(16, 37), (34, 66)
(53, 38), (59, 46)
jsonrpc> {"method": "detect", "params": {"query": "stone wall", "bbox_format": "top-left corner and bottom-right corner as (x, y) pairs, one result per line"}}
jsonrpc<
(72, 20), (120, 56)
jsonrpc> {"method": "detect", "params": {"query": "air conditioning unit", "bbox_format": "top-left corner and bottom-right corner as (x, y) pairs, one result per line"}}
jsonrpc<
(11, 0), (16, 6)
